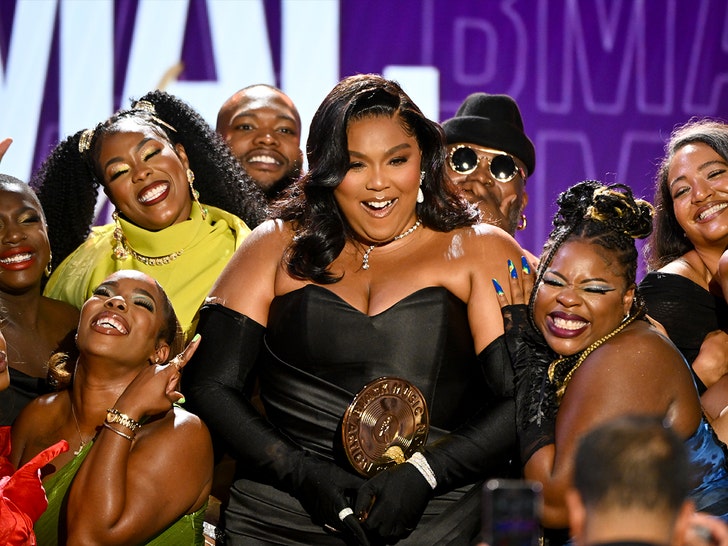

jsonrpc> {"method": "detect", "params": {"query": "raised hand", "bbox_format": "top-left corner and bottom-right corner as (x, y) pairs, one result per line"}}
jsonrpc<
(114, 334), (201, 419)
(493, 258), (558, 464)
(0, 138), (11, 163)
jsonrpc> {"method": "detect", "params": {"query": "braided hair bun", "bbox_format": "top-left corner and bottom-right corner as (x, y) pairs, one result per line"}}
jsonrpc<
(553, 180), (654, 241)
(529, 180), (654, 318)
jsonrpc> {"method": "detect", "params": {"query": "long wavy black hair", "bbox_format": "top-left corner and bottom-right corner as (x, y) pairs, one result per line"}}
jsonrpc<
(275, 74), (477, 284)
(31, 89), (268, 271)
(644, 118), (728, 271)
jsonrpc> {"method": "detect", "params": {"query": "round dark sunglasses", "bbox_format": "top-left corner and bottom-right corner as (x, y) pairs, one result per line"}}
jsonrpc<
(448, 145), (523, 182)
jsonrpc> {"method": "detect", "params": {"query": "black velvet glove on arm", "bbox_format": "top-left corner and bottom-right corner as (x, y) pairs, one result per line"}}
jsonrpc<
(479, 334), (515, 398)
(501, 304), (558, 464)
(183, 304), (368, 544)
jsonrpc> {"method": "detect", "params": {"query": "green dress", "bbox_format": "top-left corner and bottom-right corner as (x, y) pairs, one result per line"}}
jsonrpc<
(34, 442), (206, 545)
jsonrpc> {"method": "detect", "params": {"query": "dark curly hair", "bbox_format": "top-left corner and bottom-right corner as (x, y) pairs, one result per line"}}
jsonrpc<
(530, 180), (654, 318)
(274, 74), (477, 284)
(645, 118), (728, 271)
(31, 89), (268, 271)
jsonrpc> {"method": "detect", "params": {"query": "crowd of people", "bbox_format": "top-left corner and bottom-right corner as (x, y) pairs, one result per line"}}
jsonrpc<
(1, 73), (728, 545)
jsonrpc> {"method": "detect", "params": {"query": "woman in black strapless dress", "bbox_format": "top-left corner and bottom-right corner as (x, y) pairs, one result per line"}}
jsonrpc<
(185, 74), (526, 545)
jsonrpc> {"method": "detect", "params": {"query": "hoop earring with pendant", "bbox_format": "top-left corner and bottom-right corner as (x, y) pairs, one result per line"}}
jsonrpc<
(187, 168), (207, 220)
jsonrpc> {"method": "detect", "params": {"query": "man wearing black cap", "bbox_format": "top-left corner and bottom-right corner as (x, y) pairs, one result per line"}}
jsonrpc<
(441, 93), (535, 239)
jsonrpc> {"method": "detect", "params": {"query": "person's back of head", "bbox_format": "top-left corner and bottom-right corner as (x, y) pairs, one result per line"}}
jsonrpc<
(568, 414), (694, 546)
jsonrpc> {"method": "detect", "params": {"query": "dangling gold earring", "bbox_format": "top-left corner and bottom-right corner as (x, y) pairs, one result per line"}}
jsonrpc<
(187, 168), (207, 220)
(517, 214), (527, 231)
(44, 251), (53, 277)
(112, 210), (130, 260)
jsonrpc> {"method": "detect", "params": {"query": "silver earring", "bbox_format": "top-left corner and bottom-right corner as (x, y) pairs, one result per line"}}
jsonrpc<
(417, 171), (425, 203)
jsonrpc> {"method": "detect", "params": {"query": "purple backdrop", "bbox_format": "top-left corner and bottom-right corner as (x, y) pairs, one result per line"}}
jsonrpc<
(1, 0), (726, 269)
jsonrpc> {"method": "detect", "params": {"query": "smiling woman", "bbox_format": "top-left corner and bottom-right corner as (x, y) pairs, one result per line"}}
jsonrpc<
(640, 119), (728, 393)
(30, 90), (268, 336)
(184, 74), (526, 545)
(10, 270), (213, 545)
(496, 180), (728, 543)
(0, 175), (79, 424)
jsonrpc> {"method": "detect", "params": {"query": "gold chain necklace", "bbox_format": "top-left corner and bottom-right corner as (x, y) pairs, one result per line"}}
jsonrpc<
(548, 311), (640, 401)
(70, 399), (90, 456)
(361, 220), (422, 270)
(112, 212), (184, 266)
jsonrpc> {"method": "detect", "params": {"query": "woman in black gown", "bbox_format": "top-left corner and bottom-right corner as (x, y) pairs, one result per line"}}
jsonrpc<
(184, 74), (524, 545)
(640, 119), (728, 393)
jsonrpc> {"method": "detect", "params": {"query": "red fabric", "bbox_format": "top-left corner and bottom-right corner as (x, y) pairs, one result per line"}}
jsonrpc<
(0, 426), (68, 545)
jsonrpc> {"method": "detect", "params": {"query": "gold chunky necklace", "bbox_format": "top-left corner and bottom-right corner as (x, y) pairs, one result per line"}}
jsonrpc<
(547, 310), (641, 401)
(361, 220), (422, 270)
(123, 244), (183, 266)
(112, 212), (184, 266)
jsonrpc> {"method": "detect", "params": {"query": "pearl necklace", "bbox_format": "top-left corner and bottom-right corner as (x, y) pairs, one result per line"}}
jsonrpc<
(361, 220), (422, 270)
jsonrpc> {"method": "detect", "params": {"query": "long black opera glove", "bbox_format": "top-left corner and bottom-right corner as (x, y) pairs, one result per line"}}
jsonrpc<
(501, 304), (558, 464)
(183, 304), (368, 545)
(479, 334), (515, 398)
(355, 395), (517, 541)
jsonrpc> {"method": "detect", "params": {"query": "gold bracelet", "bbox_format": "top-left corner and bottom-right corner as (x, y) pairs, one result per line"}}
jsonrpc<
(103, 421), (135, 441)
(106, 408), (142, 432)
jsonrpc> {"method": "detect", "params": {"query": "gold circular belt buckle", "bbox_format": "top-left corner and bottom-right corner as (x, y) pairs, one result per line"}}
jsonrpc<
(341, 377), (429, 477)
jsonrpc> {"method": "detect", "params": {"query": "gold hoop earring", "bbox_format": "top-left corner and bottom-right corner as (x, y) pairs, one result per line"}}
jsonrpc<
(44, 251), (53, 277)
(187, 168), (207, 220)
(517, 214), (527, 231)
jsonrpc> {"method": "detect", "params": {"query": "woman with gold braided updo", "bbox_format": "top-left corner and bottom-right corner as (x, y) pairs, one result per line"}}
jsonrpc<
(495, 180), (728, 544)
(31, 90), (268, 337)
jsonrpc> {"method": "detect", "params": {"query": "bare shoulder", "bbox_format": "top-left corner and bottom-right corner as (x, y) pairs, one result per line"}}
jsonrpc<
(575, 321), (691, 389)
(208, 219), (293, 320)
(227, 218), (292, 260)
(658, 252), (708, 287)
(134, 407), (213, 475)
(170, 405), (210, 436)
(448, 224), (525, 271)
(41, 296), (80, 330)
(11, 391), (66, 464)
(459, 223), (523, 253)
(14, 391), (65, 430)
